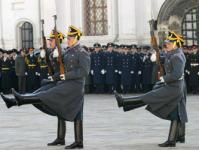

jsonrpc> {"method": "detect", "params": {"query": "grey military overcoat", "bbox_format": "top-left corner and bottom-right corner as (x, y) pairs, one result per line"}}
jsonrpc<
(141, 48), (188, 123)
(34, 44), (90, 121)
(15, 55), (26, 77)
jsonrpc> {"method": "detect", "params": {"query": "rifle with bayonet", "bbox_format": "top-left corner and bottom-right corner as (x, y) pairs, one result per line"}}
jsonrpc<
(41, 19), (47, 49)
(41, 19), (53, 76)
(149, 19), (164, 80)
(52, 15), (65, 75)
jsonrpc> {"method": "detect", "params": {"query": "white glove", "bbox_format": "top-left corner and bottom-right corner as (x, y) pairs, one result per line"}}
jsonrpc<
(150, 52), (157, 62)
(118, 71), (122, 75)
(48, 76), (53, 81)
(198, 72), (199, 76)
(115, 70), (118, 73)
(160, 76), (165, 83)
(91, 70), (94, 75)
(143, 56), (146, 62)
(35, 72), (38, 76)
(138, 71), (142, 75)
(40, 49), (46, 58)
(37, 73), (40, 76)
(53, 47), (59, 58)
(101, 69), (106, 75)
(25, 72), (28, 76)
(60, 74), (65, 80)
(185, 70), (190, 75)
(130, 71), (134, 74)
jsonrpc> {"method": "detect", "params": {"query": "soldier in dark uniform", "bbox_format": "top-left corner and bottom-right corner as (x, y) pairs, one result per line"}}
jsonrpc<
(104, 42), (117, 93)
(90, 43), (105, 93)
(1, 26), (90, 149)
(119, 45), (132, 94)
(142, 46), (154, 92)
(88, 47), (95, 93)
(115, 31), (187, 147)
(150, 49), (159, 89)
(9, 49), (18, 91)
(129, 45), (138, 92)
(135, 46), (144, 92)
(186, 45), (199, 94)
(114, 45), (122, 93)
(37, 48), (48, 86)
(25, 48), (38, 92)
(1, 50), (11, 94)
(15, 49), (26, 94)
(83, 46), (91, 94)
(183, 46), (190, 92)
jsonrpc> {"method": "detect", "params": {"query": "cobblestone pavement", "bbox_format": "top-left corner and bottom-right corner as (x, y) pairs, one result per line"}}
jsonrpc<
(0, 94), (199, 150)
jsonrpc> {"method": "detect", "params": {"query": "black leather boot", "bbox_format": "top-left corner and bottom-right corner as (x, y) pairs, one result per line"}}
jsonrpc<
(123, 103), (146, 112)
(159, 120), (178, 147)
(0, 93), (18, 108)
(114, 91), (145, 109)
(65, 120), (83, 149)
(122, 96), (144, 107)
(12, 88), (41, 106)
(176, 122), (185, 143)
(48, 118), (66, 146)
(114, 91), (123, 107)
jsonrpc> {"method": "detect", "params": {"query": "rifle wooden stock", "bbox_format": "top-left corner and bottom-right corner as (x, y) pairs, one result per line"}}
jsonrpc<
(53, 15), (65, 75)
(149, 19), (164, 79)
(41, 19), (53, 75)
(41, 19), (47, 49)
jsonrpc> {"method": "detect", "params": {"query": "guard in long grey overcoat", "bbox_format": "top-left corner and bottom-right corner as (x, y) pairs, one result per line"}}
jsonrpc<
(1, 26), (90, 149)
(33, 31), (68, 146)
(115, 31), (187, 147)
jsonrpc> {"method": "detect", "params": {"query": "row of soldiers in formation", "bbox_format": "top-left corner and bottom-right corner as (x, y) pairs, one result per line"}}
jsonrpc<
(88, 43), (199, 94)
(0, 43), (199, 94)
(183, 45), (199, 93)
(0, 48), (48, 94)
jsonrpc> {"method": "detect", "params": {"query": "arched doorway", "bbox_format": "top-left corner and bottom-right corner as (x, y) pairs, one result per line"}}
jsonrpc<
(20, 22), (33, 48)
(157, 0), (199, 45)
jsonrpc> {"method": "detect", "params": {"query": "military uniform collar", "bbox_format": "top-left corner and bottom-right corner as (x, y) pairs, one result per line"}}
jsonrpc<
(167, 48), (181, 55)
(67, 44), (81, 52)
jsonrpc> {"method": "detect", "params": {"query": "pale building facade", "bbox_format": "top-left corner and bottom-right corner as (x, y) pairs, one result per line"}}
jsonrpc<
(0, 0), (198, 49)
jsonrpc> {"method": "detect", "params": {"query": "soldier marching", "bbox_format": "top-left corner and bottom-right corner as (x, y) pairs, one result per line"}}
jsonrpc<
(0, 23), (198, 150)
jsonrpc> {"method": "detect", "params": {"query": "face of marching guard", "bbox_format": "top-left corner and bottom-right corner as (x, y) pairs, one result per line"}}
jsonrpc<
(67, 36), (77, 48)
(164, 41), (177, 52)
(164, 31), (184, 52)
(48, 31), (65, 49)
(66, 25), (82, 48)
(49, 39), (56, 49)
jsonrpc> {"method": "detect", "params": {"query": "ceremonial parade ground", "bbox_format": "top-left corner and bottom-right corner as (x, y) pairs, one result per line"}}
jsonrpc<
(0, 94), (199, 150)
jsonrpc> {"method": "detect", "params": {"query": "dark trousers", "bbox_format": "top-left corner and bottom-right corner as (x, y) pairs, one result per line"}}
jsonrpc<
(18, 76), (26, 94)
(94, 84), (104, 94)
